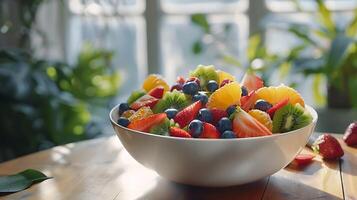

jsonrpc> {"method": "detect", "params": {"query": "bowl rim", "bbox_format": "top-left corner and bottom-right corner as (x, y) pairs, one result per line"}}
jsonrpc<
(109, 104), (318, 142)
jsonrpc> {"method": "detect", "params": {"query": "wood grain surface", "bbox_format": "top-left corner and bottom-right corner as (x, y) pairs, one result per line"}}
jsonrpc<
(0, 134), (355, 200)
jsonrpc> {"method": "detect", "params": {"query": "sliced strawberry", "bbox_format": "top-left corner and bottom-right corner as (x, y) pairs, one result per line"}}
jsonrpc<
(200, 122), (220, 139)
(343, 122), (357, 146)
(267, 98), (289, 118)
(169, 127), (192, 138)
(232, 107), (272, 138)
(313, 134), (344, 160)
(293, 154), (315, 167)
(148, 86), (164, 99)
(128, 113), (167, 132)
(130, 94), (159, 110)
(240, 90), (258, 111)
(240, 71), (264, 92)
(210, 108), (227, 126)
(186, 77), (201, 86)
(176, 76), (186, 85)
(174, 101), (203, 128)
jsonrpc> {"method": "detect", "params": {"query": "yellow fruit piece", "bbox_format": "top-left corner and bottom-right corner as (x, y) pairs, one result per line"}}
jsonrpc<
(256, 84), (305, 107)
(122, 110), (135, 118)
(217, 70), (236, 85)
(248, 109), (273, 132)
(128, 106), (153, 122)
(142, 74), (170, 92)
(207, 82), (242, 110)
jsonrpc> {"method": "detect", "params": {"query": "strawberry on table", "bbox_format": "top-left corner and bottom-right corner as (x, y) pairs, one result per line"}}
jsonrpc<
(343, 122), (357, 146)
(174, 101), (203, 128)
(240, 71), (264, 93)
(130, 94), (159, 110)
(148, 86), (165, 99)
(292, 154), (315, 167)
(128, 113), (167, 132)
(313, 134), (344, 160)
(169, 127), (192, 138)
(200, 122), (220, 139)
(232, 107), (272, 138)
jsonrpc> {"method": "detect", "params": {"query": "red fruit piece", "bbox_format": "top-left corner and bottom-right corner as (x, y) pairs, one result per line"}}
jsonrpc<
(174, 101), (203, 128)
(232, 107), (272, 138)
(240, 71), (264, 92)
(200, 122), (220, 139)
(267, 98), (289, 118)
(240, 90), (258, 111)
(130, 94), (159, 110)
(210, 108), (228, 126)
(220, 79), (233, 87)
(176, 76), (186, 85)
(293, 154), (315, 167)
(170, 83), (183, 91)
(148, 86), (164, 99)
(169, 127), (192, 138)
(128, 113), (167, 132)
(186, 77), (201, 86)
(313, 134), (344, 160)
(343, 122), (357, 146)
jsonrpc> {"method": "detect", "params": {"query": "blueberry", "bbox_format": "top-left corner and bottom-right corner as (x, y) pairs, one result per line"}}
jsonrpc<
(188, 119), (203, 138)
(117, 117), (130, 127)
(198, 108), (213, 122)
(165, 108), (178, 119)
(118, 103), (130, 115)
(241, 86), (248, 96)
(217, 117), (232, 133)
(226, 105), (237, 117)
(221, 130), (236, 138)
(206, 80), (219, 92)
(183, 81), (199, 95)
(192, 93), (208, 104)
(254, 100), (272, 112)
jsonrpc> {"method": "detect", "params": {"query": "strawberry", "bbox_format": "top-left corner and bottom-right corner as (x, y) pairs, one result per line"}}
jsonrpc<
(174, 101), (203, 128)
(267, 98), (289, 118)
(313, 134), (344, 160)
(186, 77), (201, 86)
(232, 107), (272, 138)
(148, 86), (164, 99)
(200, 122), (220, 139)
(210, 108), (227, 125)
(176, 76), (186, 85)
(240, 71), (264, 92)
(240, 90), (258, 111)
(343, 122), (357, 146)
(169, 127), (192, 138)
(293, 154), (315, 167)
(128, 113), (167, 132)
(130, 94), (159, 110)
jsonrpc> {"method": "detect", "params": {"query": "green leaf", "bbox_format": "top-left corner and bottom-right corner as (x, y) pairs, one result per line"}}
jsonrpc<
(191, 14), (210, 33)
(0, 169), (52, 193)
(325, 34), (353, 73)
(312, 74), (326, 106)
(316, 0), (336, 36)
(192, 41), (203, 54)
(288, 24), (319, 48)
(346, 8), (357, 37)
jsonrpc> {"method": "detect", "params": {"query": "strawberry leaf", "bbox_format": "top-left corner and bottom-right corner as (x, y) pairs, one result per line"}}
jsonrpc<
(0, 169), (52, 193)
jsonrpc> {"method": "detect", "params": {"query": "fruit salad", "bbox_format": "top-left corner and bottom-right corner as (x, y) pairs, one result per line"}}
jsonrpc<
(116, 65), (313, 139)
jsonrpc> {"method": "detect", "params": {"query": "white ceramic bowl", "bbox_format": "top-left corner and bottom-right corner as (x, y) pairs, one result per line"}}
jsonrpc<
(110, 105), (318, 187)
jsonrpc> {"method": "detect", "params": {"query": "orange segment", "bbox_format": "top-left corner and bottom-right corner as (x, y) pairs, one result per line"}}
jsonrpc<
(248, 109), (273, 132)
(207, 82), (242, 110)
(256, 84), (305, 107)
(217, 70), (236, 85)
(142, 74), (170, 92)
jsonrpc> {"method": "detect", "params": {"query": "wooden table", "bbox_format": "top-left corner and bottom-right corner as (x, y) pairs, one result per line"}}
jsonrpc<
(0, 134), (356, 200)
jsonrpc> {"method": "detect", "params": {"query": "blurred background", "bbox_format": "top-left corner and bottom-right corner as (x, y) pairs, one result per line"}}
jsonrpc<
(0, 0), (356, 162)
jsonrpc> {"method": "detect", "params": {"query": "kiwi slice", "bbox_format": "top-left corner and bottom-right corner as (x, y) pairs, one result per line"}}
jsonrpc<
(190, 65), (219, 88)
(127, 89), (146, 105)
(272, 103), (312, 133)
(150, 118), (170, 135)
(152, 90), (189, 113)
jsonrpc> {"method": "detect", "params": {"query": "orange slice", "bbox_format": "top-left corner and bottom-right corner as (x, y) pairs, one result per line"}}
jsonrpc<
(142, 74), (169, 92)
(207, 82), (242, 110)
(256, 84), (305, 107)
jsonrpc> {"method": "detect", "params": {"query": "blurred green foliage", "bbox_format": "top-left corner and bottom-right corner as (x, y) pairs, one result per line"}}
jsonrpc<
(0, 45), (121, 161)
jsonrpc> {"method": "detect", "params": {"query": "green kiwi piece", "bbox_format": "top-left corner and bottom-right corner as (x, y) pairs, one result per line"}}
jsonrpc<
(152, 90), (189, 113)
(190, 65), (219, 88)
(127, 89), (146, 105)
(272, 103), (312, 133)
(150, 118), (170, 135)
